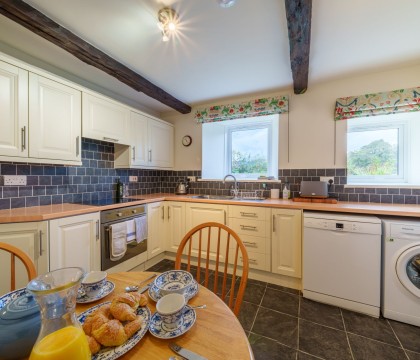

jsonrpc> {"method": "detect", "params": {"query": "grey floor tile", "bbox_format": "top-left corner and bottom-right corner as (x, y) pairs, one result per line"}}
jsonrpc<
(342, 310), (400, 346)
(389, 320), (420, 353)
(299, 319), (352, 360)
(261, 288), (299, 317)
(238, 301), (259, 331)
(348, 333), (407, 360)
(246, 278), (268, 287)
(300, 298), (344, 330)
(155, 261), (175, 272)
(297, 352), (324, 360)
(248, 333), (297, 360)
(407, 351), (420, 360)
(252, 307), (298, 348)
(243, 282), (266, 305)
(267, 283), (300, 295)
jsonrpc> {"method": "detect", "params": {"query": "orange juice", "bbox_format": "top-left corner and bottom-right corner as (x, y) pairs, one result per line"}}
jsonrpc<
(29, 326), (91, 360)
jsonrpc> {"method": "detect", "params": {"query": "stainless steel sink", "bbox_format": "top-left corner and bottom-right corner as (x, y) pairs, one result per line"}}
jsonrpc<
(191, 195), (265, 201)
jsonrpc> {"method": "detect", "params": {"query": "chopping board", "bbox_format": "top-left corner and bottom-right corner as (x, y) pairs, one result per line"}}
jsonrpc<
(292, 197), (338, 204)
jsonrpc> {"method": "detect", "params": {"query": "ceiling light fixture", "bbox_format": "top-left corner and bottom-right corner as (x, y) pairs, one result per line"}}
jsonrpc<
(157, 7), (178, 42)
(218, 0), (236, 8)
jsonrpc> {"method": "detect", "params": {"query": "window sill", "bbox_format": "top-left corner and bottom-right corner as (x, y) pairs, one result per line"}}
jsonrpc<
(345, 184), (420, 189)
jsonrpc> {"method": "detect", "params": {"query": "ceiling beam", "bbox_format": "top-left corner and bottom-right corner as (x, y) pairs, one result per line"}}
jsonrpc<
(285, 0), (312, 94)
(0, 0), (191, 114)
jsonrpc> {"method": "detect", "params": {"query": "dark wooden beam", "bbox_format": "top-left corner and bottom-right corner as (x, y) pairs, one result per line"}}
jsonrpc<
(0, 0), (191, 114)
(285, 0), (312, 94)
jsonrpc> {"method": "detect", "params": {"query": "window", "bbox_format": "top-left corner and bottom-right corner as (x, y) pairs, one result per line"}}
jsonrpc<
(202, 115), (279, 180)
(347, 112), (420, 185)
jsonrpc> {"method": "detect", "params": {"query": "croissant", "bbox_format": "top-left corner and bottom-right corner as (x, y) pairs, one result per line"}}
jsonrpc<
(82, 304), (112, 335)
(110, 293), (142, 321)
(92, 316), (142, 347)
(86, 335), (101, 355)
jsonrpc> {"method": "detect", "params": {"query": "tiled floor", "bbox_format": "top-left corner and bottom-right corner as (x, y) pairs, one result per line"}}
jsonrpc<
(146, 259), (420, 360)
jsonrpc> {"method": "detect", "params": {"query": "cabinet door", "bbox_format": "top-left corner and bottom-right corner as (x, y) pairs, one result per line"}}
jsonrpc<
(29, 73), (81, 162)
(0, 61), (28, 158)
(130, 111), (149, 166)
(185, 203), (228, 262)
(49, 213), (100, 272)
(0, 222), (48, 295)
(148, 119), (174, 168)
(272, 209), (302, 278)
(82, 92), (130, 144)
(147, 202), (166, 258)
(166, 202), (186, 252)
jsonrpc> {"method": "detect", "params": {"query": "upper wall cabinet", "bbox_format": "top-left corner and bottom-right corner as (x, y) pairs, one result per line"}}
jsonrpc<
(0, 60), (82, 165)
(114, 111), (174, 169)
(82, 92), (130, 145)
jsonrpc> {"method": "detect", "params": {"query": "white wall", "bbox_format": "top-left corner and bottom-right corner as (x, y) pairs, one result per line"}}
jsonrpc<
(163, 63), (420, 171)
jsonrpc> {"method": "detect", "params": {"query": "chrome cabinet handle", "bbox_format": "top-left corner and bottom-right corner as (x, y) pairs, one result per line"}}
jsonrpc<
(76, 136), (80, 157)
(168, 206), (171, 220)
(39, 230), (43, 256)
(240, 225), (257, 231)
(240, 256), (257, 264)
(96, 220), (99, 241)
(148, 150), (152, 162)
(161, 206), (164, 220)
(243, 241), (257, 247)
(103, 137), (119, 142)
(240, 212), (257, 218)
(21, 126), (26, 151)
(224, 210), (226, 225)
(132, 146), (135, 161)
(273, 214), (276, 232)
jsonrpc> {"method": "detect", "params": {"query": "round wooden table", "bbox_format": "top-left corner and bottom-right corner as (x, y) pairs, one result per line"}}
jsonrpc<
(77, 272), (254, 360)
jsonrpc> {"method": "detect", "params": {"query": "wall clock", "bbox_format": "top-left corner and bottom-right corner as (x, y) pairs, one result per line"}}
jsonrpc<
(182, 135), (192, 147)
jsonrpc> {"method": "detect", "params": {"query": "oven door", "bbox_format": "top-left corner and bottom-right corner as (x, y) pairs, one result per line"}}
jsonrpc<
(101, 216), (148, 271)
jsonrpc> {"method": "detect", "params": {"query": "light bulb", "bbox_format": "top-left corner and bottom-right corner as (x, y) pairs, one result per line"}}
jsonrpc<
(218, 0), (236, 8)
(162, 34), (169, 42)
(167, 22), (176, 31)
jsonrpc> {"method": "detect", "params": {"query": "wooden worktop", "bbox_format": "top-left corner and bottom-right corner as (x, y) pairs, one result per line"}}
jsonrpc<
(0, 193), (419, 223)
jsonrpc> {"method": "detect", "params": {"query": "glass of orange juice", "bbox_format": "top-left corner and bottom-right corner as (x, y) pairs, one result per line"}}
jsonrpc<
(27, 268), (90, 360)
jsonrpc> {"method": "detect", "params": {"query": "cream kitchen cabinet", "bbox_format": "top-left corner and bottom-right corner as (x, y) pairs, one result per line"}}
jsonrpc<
(0, 221), (48, 295)
(114, 111), (174, 169)
(271, 208), (302, 278)
(228, 205), (271, 271)
(147, 202), (166, 258)
(0, 61), (82, 165)
(166, 201), (186, 252)
(49, 212), (100, 272)
(82, 92), (130, 145)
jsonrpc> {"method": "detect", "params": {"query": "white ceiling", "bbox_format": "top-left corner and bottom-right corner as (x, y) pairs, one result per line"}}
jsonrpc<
(0, 0), (419, 115)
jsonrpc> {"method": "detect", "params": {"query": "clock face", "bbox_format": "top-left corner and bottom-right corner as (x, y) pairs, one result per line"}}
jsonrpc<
(182, 135), (192, 147)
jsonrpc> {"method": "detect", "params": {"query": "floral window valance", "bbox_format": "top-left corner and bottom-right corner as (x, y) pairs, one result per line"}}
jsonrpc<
(195, 96), (288, 123)
(334, 86), (420, 121)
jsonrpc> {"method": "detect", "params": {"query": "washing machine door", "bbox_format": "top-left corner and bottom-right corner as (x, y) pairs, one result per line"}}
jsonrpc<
(396, 245), (420, 297)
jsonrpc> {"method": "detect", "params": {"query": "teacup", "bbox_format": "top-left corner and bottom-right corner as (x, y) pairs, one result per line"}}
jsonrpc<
(156, 293), (186, 330)
(81, 271), (107, 298)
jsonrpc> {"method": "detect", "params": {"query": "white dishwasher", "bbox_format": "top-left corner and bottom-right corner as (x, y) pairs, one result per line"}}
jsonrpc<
(303, 211), (382, 317)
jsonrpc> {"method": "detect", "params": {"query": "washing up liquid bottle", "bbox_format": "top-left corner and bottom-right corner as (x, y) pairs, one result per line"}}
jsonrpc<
(282, 182), (289, 199)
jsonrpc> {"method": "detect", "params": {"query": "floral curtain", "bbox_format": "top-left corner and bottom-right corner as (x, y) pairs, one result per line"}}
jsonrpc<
(195, 96), (288, 123)
(334, 86), (420, 120)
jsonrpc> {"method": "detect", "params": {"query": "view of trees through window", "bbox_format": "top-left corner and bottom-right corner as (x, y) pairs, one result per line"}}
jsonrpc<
(347, 128), (398, 176)
(230, 127), (268, 177)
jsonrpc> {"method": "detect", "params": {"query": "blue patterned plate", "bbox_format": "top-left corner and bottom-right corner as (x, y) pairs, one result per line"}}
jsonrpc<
(77, 281), (115, 304)
(78, 302), (151, 360)
(148, 280), (198, 302)
(0, 288), (27, 308)
(148, 305), (196, 339)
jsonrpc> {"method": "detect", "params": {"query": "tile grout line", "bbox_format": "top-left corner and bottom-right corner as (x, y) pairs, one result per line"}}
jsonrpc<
(387, 319), (411, 360)
(248, 283), (268, 334)
(340, 308), (355, 360)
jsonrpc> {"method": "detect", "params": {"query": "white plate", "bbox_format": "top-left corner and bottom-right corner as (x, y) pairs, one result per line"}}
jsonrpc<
(148, 280), (198, 302)
(78, 302), (151, 360)
(148, 305), (196, 339)
(77, 281), (115, 304)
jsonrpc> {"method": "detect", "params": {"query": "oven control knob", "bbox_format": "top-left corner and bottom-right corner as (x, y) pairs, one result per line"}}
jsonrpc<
(117, 212), (122, 217)
(132, 210), (137, 214)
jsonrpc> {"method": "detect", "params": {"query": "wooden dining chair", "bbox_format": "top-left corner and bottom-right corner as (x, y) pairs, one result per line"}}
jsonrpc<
(0, 242), (36, 291)
(175, 222), (249, 316)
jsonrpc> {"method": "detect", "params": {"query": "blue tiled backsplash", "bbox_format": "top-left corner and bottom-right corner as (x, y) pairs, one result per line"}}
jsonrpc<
(0, 139), (419, 210)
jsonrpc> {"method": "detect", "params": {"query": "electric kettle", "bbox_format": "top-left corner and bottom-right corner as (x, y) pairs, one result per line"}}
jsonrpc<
(175, 179), (189, 195)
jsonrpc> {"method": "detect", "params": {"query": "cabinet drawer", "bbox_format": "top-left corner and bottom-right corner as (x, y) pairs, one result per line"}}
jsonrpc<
(229, 234), (266, 254)
(237, 251), (268, 271)
(229, 205), (266, 220)
(229, 218), (266, 238)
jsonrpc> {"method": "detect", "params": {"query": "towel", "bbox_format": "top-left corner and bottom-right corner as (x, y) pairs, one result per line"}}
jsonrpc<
(126, 219), (136, 243)
(134, 216), (148, 244)
(109, 222), (127, 261)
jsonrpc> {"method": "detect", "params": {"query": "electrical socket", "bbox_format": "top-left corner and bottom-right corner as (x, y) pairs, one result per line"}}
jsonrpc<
(1, 175), (27, 186)
(129, 176), (138, 182)
(187, 176), (196, 182)
(320, 176), (334, 184)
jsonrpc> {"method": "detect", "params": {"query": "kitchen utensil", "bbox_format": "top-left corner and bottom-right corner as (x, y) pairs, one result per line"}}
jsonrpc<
(175, 179), (189, 195)
(189, 304), (206, 310)
(169, 343), (208, 360)
(125, 284), (151, 293)
(124, 273), (157, 292)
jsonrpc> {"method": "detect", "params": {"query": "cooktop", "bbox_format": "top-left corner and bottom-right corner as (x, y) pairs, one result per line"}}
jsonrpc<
(72, 198), (141, 206)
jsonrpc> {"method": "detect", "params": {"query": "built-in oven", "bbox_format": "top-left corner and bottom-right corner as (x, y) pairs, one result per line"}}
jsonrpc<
(100, 204), (147, 271)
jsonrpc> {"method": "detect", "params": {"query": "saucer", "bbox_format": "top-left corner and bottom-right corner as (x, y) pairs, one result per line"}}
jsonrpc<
(76, 280), (115, 304)
(148, 280), (198, 302)
(148, 305), (196, 339)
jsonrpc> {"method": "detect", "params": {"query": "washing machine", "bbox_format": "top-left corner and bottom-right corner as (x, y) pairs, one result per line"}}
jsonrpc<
(382, 218), (420, 326)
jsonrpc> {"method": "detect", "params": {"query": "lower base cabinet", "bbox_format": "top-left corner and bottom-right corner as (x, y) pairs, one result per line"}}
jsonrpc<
(49, 212), (100, 272)
(0, 221), (48, 295)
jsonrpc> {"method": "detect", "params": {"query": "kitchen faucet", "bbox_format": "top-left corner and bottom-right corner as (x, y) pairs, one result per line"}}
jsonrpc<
(223, 174), (239, 198)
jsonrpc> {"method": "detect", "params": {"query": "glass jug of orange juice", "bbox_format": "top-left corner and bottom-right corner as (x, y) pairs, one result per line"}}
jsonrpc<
(27, 267), (90, 360)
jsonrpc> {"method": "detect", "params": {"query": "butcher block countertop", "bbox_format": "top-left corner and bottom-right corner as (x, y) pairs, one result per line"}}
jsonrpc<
(0, 193), (420, 224)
